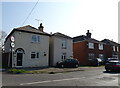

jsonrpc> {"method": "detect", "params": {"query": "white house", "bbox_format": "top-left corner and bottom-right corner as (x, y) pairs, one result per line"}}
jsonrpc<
(49, 32), (73, 66)
(4, 23), (50, 68)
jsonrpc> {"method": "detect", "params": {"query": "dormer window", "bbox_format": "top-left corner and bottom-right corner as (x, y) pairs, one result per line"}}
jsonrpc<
(88, 42), (94, 49)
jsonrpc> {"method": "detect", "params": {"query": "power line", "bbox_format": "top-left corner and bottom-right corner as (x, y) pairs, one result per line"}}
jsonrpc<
(22, 0), (39, 26)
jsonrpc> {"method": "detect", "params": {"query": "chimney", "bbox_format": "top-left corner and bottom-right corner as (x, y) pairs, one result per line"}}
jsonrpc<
(38, 23), (44, 32)
(86, 30), (91, 38)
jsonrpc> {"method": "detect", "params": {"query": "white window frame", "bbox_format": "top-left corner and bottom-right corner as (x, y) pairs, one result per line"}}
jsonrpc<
(61, 53), (67, 60)
(117, 46), (119, 52)
(99, 44), (103, 50)
(88, 42), (94, 49)
(32, 35), (40, 43)
(113, 46), (116, 52)
(62, 40), (67, 49)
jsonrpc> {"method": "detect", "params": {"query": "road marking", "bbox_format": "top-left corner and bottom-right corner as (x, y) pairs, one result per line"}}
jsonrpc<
(20, 77), (82, 85)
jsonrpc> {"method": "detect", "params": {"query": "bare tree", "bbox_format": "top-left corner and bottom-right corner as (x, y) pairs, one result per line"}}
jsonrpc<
(0, 31), (7, 48)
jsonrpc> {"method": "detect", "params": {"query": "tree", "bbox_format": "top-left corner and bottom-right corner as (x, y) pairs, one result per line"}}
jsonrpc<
(0, 31), (7, 48)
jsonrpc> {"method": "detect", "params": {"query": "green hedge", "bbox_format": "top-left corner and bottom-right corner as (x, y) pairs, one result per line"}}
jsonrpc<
(8, 69), (27, 74)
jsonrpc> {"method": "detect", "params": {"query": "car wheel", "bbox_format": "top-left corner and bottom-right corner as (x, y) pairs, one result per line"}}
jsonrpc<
(105, 68), (110, 72)
(61, 64), (64, 68)
(75, 64), (79, 68)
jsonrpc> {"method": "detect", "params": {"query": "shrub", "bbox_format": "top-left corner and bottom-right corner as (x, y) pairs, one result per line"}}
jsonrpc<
(8, 69), (27, 74)
(49, 71), (55, 74)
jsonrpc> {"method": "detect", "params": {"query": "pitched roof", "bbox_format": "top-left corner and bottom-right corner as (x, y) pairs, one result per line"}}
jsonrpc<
(5, 25), (50, 42)
(52, 32), (72, 39)
(14, 25), (50, 35)
(73, 35), (104, 44)
(101, 39), (120, 46)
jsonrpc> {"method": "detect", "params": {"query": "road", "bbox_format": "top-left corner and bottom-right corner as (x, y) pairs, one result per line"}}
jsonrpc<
(2, 67), (120, 87)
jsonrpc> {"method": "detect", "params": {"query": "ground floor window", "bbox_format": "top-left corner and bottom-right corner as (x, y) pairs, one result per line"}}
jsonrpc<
(112, 54), (118, 58)
(31, 52), (39, 59)
(61, 53), (67, 61)
(99, 54), (104, 59)
(88, 53), (95, 60)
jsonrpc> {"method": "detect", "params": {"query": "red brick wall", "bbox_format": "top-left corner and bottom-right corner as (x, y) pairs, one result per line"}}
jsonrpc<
(73, 41), (106, 65)
(73, 41), (88, 65)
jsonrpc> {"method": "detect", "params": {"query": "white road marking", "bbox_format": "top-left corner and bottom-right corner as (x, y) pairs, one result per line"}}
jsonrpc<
(20, 77), (82, 85)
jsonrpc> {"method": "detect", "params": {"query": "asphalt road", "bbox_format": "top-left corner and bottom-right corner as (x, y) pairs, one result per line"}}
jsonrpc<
(2, 67), (120, 87)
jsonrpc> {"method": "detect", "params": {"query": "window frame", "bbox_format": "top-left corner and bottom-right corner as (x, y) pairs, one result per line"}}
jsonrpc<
(88, 42), (94, 49)
(31, 52), (39, 59)
(61, 53), (67, 60)
(99, 44), (103, 50)
(113, 46), (116, 52)
(62, 40), (67, 49)
(32, 35), (40, 43)
(88, 53), (95, 60)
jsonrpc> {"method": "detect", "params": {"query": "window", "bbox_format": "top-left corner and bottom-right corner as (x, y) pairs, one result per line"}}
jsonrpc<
(88, 53), (95, 60)
(99, 44), (103, 50)
(32, 35), (40, 43)
(117, 47), (119, 52)
(113, 46), (116, 51)
(99, 54), (104, 59)
(88, 42), (94, 49)
(62, 40), (67, 49)
(31, 52), (39, 59)
(31, 52), (36, 59)
(61, 53), (66, 60)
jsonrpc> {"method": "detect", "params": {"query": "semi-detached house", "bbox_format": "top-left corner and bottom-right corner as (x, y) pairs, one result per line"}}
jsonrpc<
(73, 30), (106, 65)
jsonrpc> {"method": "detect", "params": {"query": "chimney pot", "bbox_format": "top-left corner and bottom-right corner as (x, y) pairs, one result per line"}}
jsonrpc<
(38, 23), (44, 32)
(86, 30), (91, 38)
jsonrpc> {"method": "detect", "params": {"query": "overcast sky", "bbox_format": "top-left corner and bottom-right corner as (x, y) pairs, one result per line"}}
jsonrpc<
(1, 0), (120, 43)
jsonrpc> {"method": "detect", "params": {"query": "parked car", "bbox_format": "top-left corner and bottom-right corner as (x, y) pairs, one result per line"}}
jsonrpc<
(88, 58), (104, 66)
(106, 58), (120, 63)
(105, 60), (120, 72)
(97, 58), (105, 65)
(56, 59), (79, 68)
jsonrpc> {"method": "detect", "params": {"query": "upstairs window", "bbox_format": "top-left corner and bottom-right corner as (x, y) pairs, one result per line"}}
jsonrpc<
(117, 47), (119, 52)
(32, 35), (40, 43)
(113, 46), (116, 52)
(62, 40), (67, 49)
(99, 44), (103, 50)
(88, 42), (94, 49)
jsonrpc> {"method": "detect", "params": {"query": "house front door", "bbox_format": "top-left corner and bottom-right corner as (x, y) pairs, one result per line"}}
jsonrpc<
(16, 53), (23, 67)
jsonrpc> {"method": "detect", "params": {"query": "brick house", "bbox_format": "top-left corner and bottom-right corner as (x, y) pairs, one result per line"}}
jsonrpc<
(73, 30), (106, 65)
(101, 39), (120, 59)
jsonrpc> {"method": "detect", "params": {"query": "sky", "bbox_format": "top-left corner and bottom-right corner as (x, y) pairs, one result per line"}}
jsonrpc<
(1, 0), (120, 43)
